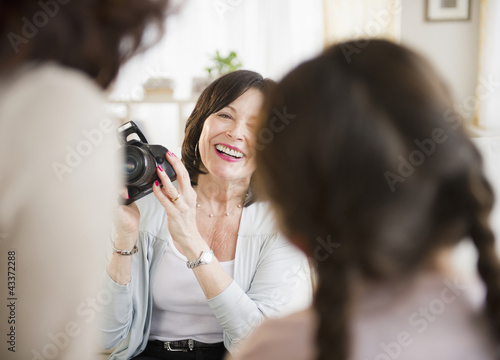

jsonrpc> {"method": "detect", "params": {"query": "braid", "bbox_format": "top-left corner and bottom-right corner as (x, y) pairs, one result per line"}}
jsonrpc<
(314, 251), (351, 360)
(468, 174), (500, 346)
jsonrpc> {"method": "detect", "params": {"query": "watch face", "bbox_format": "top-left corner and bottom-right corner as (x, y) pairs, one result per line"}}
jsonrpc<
(201, 250), (214, 263)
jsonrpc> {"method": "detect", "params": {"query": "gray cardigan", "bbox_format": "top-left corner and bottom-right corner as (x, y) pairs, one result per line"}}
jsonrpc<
(98, 194), (311, 360)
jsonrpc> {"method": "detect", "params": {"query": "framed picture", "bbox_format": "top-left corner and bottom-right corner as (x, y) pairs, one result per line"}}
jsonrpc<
(426, 0), (471, 21)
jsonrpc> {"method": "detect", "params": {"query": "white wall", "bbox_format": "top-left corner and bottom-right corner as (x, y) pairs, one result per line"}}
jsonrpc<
(477, 0), (500, 132)
(111, 0), (324, 100)
(400, 0), (481, 123)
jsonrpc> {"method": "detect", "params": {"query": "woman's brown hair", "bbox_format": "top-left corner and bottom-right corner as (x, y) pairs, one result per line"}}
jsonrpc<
(0, 0), (169, 88)
(182, 69), (275, 192)
(257, 39), (500, 360)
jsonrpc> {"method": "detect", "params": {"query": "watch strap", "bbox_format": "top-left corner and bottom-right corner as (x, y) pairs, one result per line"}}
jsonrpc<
(186, 249), (214, 269)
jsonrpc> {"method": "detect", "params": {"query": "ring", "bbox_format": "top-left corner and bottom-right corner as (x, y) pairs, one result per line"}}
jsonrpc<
(170, 193), (181, 203)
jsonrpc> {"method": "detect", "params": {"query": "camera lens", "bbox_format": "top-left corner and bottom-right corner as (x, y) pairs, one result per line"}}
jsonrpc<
(124, 146), (157, 186)
(125, 155), (139, 174)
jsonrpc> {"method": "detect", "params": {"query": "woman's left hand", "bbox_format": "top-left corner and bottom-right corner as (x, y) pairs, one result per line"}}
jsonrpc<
(152, 151), (199, 247)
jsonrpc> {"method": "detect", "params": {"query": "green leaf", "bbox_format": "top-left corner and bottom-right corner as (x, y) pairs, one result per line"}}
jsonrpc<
(204, 50), (243, 76)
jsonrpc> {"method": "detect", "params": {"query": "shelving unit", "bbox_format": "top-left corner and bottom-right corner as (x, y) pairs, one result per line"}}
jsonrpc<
(107, 97), (199, 149)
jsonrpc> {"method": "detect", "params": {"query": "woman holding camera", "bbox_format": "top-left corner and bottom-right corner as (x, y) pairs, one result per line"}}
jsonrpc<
(229, 40), (499, 360)
(100, 70), (311, 360)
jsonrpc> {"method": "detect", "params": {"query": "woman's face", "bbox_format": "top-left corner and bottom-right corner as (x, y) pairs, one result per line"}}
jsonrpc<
(198, 88), (263, 183)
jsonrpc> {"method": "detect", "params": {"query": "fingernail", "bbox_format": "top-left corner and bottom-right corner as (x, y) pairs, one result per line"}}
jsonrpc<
(158, 165), (164, 172)
(155, 180), (159, 187)
(126, 194), (129, 199)
(167, 151), (173, 157)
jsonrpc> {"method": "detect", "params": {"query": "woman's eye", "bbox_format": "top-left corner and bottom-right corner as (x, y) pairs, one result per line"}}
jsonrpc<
(217, 113), (232, 119)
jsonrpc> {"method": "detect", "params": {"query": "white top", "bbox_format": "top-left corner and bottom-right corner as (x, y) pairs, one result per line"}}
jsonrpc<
(99, 195), (313, 359)
(149, 241), (235, 343)
(0, 63), (120, 359)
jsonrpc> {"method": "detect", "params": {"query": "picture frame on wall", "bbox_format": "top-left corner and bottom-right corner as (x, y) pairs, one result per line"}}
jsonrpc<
(426, 0), (471, 21)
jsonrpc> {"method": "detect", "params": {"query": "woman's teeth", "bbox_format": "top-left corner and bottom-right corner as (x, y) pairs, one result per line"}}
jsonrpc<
(215, 144), (244, 158)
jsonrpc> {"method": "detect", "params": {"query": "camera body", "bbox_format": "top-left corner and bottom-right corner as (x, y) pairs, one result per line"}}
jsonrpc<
(117, 121), (176, 205)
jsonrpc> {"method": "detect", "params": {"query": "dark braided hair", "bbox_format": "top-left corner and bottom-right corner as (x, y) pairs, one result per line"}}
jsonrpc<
(314, 250), (351, 360)
(468, 173), (500, 341)
(257, 39), (500, 360)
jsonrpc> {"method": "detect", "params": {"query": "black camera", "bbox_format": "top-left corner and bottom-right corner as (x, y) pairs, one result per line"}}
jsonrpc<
(117, 121), (176, 205)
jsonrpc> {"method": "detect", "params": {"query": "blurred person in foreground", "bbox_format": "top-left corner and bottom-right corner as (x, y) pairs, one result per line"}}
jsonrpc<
(99, 70), (311, 360)
(229, 39), (500, 360)
(0, 1), (169, 359)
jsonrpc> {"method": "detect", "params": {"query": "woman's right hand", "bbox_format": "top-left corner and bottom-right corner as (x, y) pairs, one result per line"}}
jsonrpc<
(107, 188), (139, 285)
(114, 188), (140, 249)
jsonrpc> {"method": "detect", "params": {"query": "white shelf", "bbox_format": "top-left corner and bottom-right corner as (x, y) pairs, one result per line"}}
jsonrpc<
(107, 97), (200, 147)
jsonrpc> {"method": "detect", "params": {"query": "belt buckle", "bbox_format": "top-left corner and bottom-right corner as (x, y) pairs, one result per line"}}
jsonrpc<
(164, 339), (195, 352)
(164, 341), (187, 352)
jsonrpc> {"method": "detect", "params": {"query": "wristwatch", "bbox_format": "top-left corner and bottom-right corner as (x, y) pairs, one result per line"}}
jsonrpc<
(186, 249), (215, 269)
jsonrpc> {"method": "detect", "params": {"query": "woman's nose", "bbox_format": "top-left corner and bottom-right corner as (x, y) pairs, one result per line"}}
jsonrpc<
(226, 121), (245, 140)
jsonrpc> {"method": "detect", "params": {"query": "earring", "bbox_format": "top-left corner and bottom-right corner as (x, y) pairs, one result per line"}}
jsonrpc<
(193, 142), (199, 165)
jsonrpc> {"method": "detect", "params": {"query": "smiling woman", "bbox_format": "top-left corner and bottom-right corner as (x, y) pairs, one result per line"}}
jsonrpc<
(198, 88), (262, 182)
(100, 70), (312, 360)
(182, 70), (274, 190)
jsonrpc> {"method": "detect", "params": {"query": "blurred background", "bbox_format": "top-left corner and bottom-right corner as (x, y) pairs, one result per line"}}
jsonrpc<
(107, 0), (500, 271)
(107, 0), (499, 143)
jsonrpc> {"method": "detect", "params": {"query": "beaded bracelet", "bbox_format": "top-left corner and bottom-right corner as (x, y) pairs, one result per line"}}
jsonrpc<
(112, 245), (138, 256)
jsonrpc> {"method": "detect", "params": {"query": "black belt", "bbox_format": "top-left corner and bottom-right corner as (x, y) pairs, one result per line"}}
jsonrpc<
(150, 339), (224, 352)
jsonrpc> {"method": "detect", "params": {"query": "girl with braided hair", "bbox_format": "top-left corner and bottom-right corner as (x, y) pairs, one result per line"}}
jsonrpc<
(228, 39), (500, 360)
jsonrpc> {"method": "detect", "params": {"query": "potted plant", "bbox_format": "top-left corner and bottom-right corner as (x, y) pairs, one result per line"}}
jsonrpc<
(205, 50), (243, 77)
(192, 50), (243, 96)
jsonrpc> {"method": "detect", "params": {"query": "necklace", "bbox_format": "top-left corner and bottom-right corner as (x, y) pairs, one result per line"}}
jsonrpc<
(196, 203), (243, 218)
(196, 192), (248, 218)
